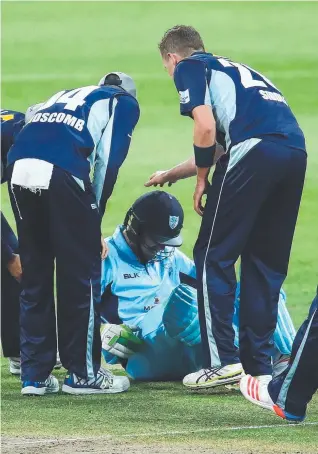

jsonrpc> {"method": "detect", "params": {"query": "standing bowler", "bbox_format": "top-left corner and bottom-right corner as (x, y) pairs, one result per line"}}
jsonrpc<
(150, 26), (307, 389)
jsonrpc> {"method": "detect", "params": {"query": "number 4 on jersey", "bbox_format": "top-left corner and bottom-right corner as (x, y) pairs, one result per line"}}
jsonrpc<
(39, 86), (97, 112)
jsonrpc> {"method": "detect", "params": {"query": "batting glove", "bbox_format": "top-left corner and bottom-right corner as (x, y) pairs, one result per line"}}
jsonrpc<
(101, 323), (143, 359)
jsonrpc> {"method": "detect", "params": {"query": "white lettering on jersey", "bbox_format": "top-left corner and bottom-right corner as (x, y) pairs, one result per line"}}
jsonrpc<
(259, 90), (287, 105)
(74, 119), (85, 131)
(63, 114), (77, 127)
(39, 113), (50, 122)
(218, 57), (278, 90)
(56, 113), (65, 123)
(179, 89), (190, 104)
(39, 86), (97, 112)
(48, 113), (57, 122)
(30, 112), (85, 131)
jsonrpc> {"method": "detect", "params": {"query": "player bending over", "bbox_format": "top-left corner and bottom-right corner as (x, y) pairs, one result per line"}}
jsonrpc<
(7, 73), (140, 395)
(101, 191), (296, 384)
(1, 108), (63, 376)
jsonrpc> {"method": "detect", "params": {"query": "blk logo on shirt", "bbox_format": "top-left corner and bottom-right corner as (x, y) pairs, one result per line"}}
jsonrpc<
(123, 273), (140, 279)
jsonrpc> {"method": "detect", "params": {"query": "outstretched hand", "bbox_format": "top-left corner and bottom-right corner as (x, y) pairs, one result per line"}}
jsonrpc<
(144, 171), (176, 188)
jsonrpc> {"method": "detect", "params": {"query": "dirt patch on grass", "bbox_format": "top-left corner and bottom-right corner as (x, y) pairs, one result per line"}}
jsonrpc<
(1, 437), (313, 454)
(1, 438), (217, 454)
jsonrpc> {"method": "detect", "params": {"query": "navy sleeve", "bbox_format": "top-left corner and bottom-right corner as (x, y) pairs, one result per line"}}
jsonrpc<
(174, 59), (211, 117)
(1, 212), (18, 265)
(92, 94), (140, 218)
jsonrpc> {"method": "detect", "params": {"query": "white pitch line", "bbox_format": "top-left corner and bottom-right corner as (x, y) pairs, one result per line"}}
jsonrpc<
(3, 422), (318, 446)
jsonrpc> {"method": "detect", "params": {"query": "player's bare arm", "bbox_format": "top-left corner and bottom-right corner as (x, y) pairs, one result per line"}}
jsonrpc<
(144, 156), (196, 187)
(192, 105), (216, 216)
(145, 143), (225, 188)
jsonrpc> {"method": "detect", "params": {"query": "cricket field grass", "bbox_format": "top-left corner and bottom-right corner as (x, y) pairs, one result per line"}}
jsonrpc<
(1, 1), (318, 453)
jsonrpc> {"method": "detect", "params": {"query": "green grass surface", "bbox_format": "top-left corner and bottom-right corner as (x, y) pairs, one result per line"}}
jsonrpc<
(1, 361), (318, 452)
(1, 1), (318, 451)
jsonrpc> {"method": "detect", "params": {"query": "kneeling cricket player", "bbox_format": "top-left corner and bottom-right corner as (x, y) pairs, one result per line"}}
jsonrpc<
(101, 191), (296, 386)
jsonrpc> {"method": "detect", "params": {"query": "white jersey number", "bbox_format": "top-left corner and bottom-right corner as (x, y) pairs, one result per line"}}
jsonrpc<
(218, 58), (277, 90)
(39, 86), (98, 112)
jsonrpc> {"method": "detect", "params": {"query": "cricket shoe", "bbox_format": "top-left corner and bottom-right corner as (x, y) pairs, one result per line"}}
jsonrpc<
(240, 374), (305, 423)
(9, 357), (21, 375)
(62, 367), (130, 395)
(183, 363), (243, 389)
(21, 374), (59, 396)
(273, 354), (290, 379)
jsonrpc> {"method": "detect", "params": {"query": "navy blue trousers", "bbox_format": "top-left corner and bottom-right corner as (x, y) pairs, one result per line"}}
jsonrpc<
(9, 166), (102, 381)
(269, 291), (318, 417)
(194, 140), (307, 375)
(1, 212), (20, 358)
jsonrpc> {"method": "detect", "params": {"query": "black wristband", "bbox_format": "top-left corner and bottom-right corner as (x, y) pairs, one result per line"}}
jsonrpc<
(193, 144), (216, 168)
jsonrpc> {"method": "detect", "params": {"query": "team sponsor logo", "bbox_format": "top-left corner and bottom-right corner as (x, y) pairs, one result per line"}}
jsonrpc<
(179, 89), (190, 104)
(169, 216), (179, 230)
(123, 273), (140, 279)
(144, 297), (160, 312)
(0, 113), (14, 121)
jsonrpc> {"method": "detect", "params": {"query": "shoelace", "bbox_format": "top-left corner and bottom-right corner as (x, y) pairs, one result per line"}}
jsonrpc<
(73, 368), (114, 388)
(99, 367), (114, 379)
(197, 366), (223, 382)
(98, 367), (114, 386)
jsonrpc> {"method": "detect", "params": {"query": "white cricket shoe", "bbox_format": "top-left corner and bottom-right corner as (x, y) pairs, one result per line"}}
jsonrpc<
(62, 367), (130, 395)
(9, 357), (21, 375)
(240, 374), (274, 409)
(183, 363), (243, 389)
(21, 374), (59, 396)
(240, 374), (306, 422)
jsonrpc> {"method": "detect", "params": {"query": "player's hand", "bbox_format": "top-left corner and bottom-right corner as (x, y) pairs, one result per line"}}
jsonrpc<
(7, 254), (22, 282)
(144, 171), (176, 187)
(193, 178), (209, 216)
(101, 323), (143, 359)
(101, 236), (108, 260)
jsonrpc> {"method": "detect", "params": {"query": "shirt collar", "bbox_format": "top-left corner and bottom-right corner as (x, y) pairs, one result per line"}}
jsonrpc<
(112, 225), (143, 265)
(191, 51), (212, 56)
